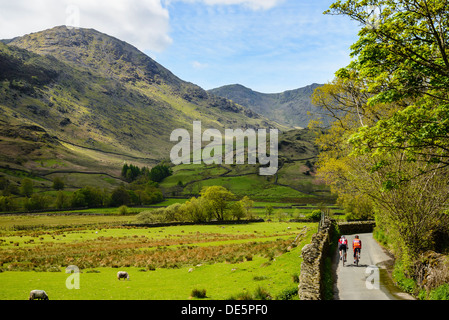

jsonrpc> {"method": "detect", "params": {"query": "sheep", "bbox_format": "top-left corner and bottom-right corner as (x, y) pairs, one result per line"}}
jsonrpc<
(29, 290), (49, 300)
(117, 271), (130, 281)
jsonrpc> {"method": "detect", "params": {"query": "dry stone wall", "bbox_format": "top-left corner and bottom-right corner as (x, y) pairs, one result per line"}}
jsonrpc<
(298, 218), (334, 300)
(337, 221), (376, 235)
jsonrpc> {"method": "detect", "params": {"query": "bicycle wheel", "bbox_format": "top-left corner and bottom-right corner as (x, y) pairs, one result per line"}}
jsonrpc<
(355, 251), (360, 267)
(342, 249), (346, 267)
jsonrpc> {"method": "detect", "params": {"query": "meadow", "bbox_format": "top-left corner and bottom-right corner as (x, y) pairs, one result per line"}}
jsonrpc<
(0, 213), (317, 300)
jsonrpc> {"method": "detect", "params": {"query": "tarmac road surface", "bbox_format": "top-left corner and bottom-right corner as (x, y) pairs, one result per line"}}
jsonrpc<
(334, 233), (414, 300)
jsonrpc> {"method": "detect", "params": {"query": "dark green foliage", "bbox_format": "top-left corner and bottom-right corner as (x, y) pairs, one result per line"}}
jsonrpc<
(122, 163), (142, 182)
(20, 178), (33, 198)
(149, 164), (173, 183)
(110, 186), (130, 207)
(276, 286), (298, 300)
(0, 196), (18, 212)
(70, 186), (104, 208)
(52, 177), (65, 190)
(23, 194), (51, 211)
(121, 163), (172, 183)
(190, 288), (207, 299)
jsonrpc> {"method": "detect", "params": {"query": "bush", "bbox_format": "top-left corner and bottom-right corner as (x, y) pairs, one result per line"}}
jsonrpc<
(429, 283), (449, 300)
(307, 210), (322, 221)
(137, 209), (167, 224)
(253, 286), (272, 300)
(0, 196), (18, 212)
(23, 194), (51, 211)
(118, 205), (129, 215)
(110, 186), (130, 207)
(276, 286), (298, 300)
(191, 288), (207, 299)
(393, 262), (417, 294)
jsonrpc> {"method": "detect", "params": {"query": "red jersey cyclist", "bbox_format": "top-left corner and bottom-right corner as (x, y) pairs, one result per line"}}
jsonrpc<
(338, 235), (348, 262)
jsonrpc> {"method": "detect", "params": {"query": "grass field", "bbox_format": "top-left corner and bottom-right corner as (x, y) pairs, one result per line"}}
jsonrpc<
(0, 214), (317, 300)
(159, 163), (332, 203)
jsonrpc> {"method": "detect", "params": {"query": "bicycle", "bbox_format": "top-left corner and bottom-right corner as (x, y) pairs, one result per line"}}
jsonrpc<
(341, 248), (347, 266)
(354, 249), (360, 267)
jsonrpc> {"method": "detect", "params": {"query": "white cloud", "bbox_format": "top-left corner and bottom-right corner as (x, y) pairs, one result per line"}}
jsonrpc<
(164, 0), (284, 10)
(192, 61), (208, 69)
(0, 0), (172, 52)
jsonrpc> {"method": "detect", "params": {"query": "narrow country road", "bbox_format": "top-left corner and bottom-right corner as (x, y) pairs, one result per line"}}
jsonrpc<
(334, 233), (414, 300)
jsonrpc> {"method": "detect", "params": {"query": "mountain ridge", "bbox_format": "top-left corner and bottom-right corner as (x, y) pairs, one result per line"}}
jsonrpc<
(208, 83), (323, 128)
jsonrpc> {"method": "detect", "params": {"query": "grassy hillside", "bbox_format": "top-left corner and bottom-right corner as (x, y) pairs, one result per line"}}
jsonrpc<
(160, 129), (333, 203)
(0, 26), (284, 190)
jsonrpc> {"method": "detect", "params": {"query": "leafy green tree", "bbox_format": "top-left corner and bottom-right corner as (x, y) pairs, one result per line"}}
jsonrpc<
(0, 196), (18, 212)
(311, 0), (449, 273)
(181, 197), (212, 222)
(24, 194), (51, 211)
(149, 164), (173, 183)
(52, 177), (65, 190)
(110, 185), (130, 207)
(326, 0), (449, 169)
(55, 191), (68, 209)
(200, 186), (235, 221)
(230, 201), (246, 221)
(70, 190), (86, 207)
(71, 186), (104, 208)
(239, 196), (254, 219)
(20, 178), (33, 198)
(265, 204), (274, 220)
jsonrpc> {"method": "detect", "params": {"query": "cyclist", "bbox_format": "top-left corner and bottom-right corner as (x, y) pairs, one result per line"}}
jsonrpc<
(352, 235), (362, 263)
(338, 235), (348, 262)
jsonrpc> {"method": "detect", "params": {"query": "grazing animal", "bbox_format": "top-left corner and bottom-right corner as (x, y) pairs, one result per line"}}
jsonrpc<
(29, 290), (49, 300)
(117, 271), (130, 281)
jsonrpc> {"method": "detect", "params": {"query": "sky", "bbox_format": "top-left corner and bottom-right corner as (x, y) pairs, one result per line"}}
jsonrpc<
(0, 0), (362, 93)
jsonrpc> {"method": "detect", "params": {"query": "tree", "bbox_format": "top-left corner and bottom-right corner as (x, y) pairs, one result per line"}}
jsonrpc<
(310, 0), (449, 273)
(24, 194), (50, 211)
(55, 191), (67, 209)
(200, 186), (235, 221)
(265, 205), (274, 220)
(326, 0), (449, 169)
(110, 186), (130, 207)
(0, 196), (18, 212)
(52, 177), (65, 191)
(239, 196), (254, 219)
(181, 197), (212, 222)
(230, 201), (246, 221)
(149, 164), (173, 183)
(20, 178), (33, 198)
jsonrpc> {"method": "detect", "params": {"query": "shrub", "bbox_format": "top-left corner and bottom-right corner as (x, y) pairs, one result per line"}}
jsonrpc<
(429, 283), (449, 300)
(276, 287), (298, 300)
(118, 205), (129, 215)
(253, 286), (272, 300)
(393, 263), (417, 294)
(291, 273), (299, 283)
(307, 210), (322, 221)
(191, 288), (207, 299)
(137, 209), (167, 224)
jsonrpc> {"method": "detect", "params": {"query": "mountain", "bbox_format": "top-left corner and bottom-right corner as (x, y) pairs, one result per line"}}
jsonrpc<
(0, 26), (286, 190)
(208, 83), (323, 128)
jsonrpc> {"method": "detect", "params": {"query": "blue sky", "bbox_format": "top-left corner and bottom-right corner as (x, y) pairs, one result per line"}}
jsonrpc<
(156, 0), (361, 92)
(0, 0), (361, 93)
